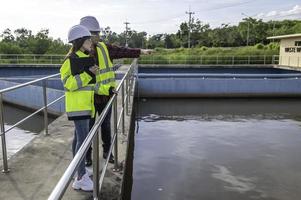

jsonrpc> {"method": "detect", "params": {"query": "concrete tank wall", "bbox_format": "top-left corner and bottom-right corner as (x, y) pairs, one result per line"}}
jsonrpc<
(138, 77), (301, 97)
(0, 80), (64, 115)
(137, 66), (301, 97)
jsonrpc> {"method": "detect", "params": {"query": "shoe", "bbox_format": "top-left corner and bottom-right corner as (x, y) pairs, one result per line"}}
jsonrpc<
(103, 152), (115, 164)
(73, 168), (92, 179)
(85, 158), (92, 167)
(72, 173), (93, 191)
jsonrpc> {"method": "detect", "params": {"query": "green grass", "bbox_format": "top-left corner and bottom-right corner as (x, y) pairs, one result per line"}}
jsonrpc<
(138, 44), (279, 64)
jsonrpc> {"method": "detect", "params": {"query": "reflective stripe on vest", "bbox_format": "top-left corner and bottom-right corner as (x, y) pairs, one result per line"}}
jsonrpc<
(97, 64), (120, 74)
(74, 74), (83, 88)
(97, 43), (110, 69)
(62, 75), (70, 84)
(101, 78), (116, 85)
(67, 110), (91, 117)
(64, 85), (94, 92)
(94, 82), (101, 93)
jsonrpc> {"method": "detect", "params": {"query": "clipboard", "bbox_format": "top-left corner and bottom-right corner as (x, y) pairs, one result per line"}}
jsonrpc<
(69, 57), (95, 75)
(70, 57), (96, 83)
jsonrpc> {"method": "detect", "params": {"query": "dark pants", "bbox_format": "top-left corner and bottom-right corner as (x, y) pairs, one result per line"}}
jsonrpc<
(87, 101), (112, 160)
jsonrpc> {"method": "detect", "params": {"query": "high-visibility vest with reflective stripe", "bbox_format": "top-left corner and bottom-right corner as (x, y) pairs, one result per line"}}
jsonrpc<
(60, 50), (95, 120)
(94, 42), (116, 96)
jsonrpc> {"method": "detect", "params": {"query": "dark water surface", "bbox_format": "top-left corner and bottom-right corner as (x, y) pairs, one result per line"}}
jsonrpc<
(1, 103), (57, 160)
(3, 103), (56, 133)
(129, 98), (301, 200)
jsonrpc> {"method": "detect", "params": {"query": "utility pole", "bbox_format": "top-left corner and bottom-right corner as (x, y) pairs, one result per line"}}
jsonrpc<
(241, 13), (251, 46)
(186, 7), (194, 48)
(124, 21), (130, 47)
(272, 21), (276, 43)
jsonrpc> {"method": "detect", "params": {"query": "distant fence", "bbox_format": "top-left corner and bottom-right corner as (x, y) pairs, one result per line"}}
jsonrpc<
(0, 54), (279, 65)
(0, 54), (65, 64)
(138, 55), (279, 65)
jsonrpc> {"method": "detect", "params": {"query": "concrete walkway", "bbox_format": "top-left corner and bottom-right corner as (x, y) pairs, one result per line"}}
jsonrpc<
(0, 65), (134, 200)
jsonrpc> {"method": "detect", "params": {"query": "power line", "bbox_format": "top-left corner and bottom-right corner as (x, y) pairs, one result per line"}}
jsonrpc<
(186, 7), (194, 48)
(131, 0), (256, 25)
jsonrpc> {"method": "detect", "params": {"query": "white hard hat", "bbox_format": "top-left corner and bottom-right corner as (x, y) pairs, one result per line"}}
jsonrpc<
(68, 25), (91, 43)
(80, 16), (101, 32)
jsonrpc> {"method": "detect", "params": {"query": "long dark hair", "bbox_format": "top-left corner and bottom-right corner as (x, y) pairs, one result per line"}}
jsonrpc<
(64, 36), (90, 60)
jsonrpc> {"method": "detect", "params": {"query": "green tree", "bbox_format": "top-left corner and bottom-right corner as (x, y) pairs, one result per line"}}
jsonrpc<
(1, 28), (15, 42)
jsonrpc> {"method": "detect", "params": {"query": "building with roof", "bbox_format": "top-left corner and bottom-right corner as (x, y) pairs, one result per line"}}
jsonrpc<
(268, 33), (301, 68)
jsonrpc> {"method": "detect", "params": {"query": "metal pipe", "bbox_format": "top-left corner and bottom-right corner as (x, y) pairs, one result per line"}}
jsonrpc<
(0, 73), (59, 94)
(92, 128), (100, 199)
(42, 80), (48, 135)
(0, 94), (9, 173)
(113, 97), (119, 170)
(126, 77), (129, 115)
(137, 73), (301, 79)
(117, 107), (124, 129)
(122, 83), (125, 135)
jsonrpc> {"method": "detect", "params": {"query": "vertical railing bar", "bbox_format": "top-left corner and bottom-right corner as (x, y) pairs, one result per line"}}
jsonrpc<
(0, 93), (9, 173)
(121, 83), (125, 135)
(92, 128), (100, 199)
(42, 80), (48, 135)
(113, 97), (119, 170)
(125, 76), (129, 116)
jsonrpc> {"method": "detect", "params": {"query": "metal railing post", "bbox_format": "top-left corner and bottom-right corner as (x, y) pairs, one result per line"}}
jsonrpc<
(272, 55), (275, 65)
(248, 56), (250, 64)
(0, 94), (9, 173)
(216, 56), (219, 65)
(263, 55), (266, 65)
(42, 80), (49, 135)
(126, 76), (129, 116)
(122, 83), (125, 135)
(113, 97), (119, 170)
(92, 128), (100, 199)
(232, 56), (235, 65)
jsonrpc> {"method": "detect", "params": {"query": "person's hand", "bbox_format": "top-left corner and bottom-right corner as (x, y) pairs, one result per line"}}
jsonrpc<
(141, 49), (153, 55)
(109, 87), (117, 96)
(89, 65), (99, 75)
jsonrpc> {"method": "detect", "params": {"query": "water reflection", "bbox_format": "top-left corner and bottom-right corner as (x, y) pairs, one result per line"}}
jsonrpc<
(0, 103), (56, 161)
(130, 98), (301, 200)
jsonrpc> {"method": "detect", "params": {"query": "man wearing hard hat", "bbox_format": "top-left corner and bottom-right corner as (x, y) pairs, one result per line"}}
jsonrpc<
(80, 16), (149, 166)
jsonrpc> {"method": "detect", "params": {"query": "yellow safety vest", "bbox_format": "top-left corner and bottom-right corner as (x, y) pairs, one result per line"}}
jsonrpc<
(60, 50), (95, 120)
(94, 42), (117, 96)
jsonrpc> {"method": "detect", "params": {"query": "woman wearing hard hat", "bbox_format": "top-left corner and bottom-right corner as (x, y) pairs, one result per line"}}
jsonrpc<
(60, 24), (99, 191)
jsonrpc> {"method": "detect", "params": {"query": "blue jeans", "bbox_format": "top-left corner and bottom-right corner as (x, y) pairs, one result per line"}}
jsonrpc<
(72, 119), (89, 178)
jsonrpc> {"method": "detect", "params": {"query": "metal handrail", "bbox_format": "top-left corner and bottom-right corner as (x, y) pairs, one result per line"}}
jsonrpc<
(0, 73), (59, 93)
(48, 59), (137, 200)
(138, 73), (301, 79)
(0, 73), (64, 173)
(0, 54), (280, 65)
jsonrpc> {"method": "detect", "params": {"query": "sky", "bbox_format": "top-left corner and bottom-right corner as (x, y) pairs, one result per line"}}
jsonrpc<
(0, 0), (300, 43)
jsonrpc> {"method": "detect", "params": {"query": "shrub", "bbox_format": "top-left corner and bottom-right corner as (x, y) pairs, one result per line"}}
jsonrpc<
(255, 43), (264, 49)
